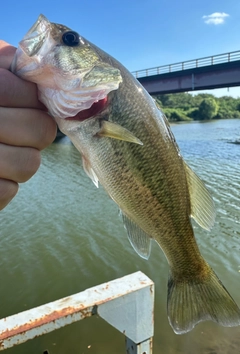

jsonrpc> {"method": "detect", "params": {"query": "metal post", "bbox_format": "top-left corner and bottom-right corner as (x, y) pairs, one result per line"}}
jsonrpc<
(192, 73), (195, 90)
(126, 337), (153, 354)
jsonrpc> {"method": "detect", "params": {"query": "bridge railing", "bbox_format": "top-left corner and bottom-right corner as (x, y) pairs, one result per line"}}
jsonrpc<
(132, 50), (240, 78)
(0, 272), (154, 353)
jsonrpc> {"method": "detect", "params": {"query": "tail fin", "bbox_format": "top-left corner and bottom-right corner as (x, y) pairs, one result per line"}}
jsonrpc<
(167, 267), (240, 334)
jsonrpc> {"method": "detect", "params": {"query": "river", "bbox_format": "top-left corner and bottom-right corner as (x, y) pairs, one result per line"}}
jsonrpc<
(0, 119), (240, 354)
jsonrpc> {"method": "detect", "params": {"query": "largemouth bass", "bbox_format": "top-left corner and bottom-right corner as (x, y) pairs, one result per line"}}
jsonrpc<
(11, 14), (240, 334)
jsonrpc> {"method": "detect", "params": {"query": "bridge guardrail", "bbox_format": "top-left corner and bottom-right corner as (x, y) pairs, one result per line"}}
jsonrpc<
(0, 272), (154, 353)
(132, 50), (240, 78)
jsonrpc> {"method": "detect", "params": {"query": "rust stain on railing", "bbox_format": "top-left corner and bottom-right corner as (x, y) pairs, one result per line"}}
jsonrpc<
(0, 306), (91, 341)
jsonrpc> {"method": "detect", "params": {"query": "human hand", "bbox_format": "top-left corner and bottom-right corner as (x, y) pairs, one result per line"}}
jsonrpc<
(0, 40), (57, 210)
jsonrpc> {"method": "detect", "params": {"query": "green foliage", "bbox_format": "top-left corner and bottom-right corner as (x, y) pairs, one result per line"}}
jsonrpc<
(198, 98), (218, 120)
(163, 108), (192, 122)
(215, 108), (240, 119)
(153, 92), (240, 122)
(157, 93), (194, 109)
(186, 108), (199, 120)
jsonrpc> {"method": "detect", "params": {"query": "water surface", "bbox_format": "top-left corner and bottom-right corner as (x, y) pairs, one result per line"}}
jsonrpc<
(1, 119), (240, 353)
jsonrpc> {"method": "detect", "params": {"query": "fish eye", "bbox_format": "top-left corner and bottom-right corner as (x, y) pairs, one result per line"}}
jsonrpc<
(62, 31), (80, 47)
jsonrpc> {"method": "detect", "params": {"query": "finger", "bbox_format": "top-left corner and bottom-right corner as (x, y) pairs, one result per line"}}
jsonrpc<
(0, 41), (16, 70)
(0, 107), (57, 150)
(0, 68), (46, 109)
(0, 179), (18, 211)
(0, 144), (41, 183)
(0, 41), (47, 110)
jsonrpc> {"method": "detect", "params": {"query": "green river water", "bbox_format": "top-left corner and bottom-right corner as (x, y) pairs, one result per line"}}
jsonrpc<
(0, 119), (240, 354)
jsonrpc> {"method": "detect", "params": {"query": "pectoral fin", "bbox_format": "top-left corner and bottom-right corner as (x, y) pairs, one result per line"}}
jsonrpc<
(184, 161), (215, 230)
(121, 212), (151, 259)
(97, 120), (143, 145)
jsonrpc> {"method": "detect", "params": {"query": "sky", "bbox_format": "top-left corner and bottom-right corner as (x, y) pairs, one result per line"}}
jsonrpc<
(1, 0), (240, 97)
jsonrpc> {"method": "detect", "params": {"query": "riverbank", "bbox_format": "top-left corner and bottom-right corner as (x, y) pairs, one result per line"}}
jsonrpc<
(154, 92), (240, 122)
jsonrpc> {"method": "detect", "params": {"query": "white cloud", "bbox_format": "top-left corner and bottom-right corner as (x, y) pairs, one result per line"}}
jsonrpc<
(202, 12), (229, 25)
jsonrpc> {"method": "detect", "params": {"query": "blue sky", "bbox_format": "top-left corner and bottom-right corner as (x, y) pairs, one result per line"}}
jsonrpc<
(1, 0), (240, 97)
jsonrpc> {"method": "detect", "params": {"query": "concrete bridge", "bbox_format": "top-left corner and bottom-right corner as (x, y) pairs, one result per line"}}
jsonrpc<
(132, 50), (240, 94)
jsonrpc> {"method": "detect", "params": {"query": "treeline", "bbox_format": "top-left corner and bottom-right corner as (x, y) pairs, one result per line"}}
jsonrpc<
(153, 93), (240, 122)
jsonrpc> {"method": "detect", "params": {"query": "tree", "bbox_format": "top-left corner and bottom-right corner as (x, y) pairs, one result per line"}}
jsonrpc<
(155, 93), (194, 109)
(153, 92), (239, 121)
(198, 98), (218, 120)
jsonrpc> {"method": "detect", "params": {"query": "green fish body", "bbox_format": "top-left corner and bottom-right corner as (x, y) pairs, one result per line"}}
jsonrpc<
(11, 14), (240, 334)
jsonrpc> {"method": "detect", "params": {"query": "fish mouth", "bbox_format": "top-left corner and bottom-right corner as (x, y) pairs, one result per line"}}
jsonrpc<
(65, 97), (108, 121)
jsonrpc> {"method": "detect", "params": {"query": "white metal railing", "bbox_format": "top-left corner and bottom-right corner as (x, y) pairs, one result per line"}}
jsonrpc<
(0, 271), (154, 353)
(132, 50), (240, 78)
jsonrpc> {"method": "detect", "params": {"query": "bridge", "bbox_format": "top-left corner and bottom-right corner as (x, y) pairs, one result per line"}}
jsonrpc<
(132, 50), (240, 95)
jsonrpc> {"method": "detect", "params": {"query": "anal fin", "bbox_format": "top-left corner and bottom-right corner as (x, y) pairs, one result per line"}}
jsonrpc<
(121, 212), (151, 259)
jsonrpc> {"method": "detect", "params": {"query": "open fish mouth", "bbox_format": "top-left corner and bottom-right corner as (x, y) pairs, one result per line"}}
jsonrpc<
(65, 97), (108, 121)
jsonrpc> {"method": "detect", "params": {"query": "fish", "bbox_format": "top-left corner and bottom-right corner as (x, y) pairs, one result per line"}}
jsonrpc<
(11, 14), (240, 334)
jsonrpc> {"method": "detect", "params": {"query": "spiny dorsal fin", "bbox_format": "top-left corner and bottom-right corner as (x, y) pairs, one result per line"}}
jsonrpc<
(81, 155), (99, 188)
(97, 120), (143, 145)
(184, 161), (215, 230)
(121, 212), (151, 259)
